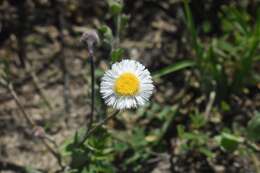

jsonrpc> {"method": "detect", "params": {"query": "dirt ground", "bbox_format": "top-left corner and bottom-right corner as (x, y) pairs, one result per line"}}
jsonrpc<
(0, 0), (260, 173)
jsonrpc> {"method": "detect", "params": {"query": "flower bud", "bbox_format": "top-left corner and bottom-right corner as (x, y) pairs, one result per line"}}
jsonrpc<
(33, 126), (46, 139)
(80, 30), (100, 55)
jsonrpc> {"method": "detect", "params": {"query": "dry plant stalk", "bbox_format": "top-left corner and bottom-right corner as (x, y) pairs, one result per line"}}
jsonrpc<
(7, 83), (64, 169)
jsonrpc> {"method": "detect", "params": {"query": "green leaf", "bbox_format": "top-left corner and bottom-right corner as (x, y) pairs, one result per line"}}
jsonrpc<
(98, 25), (113, 44)
(254, 55), (260, 61)
(220, 101), (231, 112)
(199, 147), (215, 158)
(120, 14), (129, 31)
(25, 166), (43, 173)
(111, 48), (124, 63)
(156, 106), (178, 143)
(183, 0), (204, 62)
(247, 112), (260, 141)
(219, 132), (243, 152)
(190, 113), (206, 129)
(108, 0), (123, 16)
(177, 125), (185, 138)
(59, 127), (89, 157)
(152, 60), (195, 78)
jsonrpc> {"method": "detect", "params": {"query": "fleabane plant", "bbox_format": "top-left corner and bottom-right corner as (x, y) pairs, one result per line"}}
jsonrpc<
(100, 59), (154, 109)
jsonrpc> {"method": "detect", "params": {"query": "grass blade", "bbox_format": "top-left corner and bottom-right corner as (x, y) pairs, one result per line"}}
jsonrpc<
(152, 60), (195, 79)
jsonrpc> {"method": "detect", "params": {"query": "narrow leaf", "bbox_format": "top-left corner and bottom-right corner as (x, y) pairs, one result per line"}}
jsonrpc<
(111, 48), (124, 63)
(152, 60), (195, 78)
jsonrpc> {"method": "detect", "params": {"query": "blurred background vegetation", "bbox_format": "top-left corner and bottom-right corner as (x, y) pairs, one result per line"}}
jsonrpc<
(0, 0), (259, 173)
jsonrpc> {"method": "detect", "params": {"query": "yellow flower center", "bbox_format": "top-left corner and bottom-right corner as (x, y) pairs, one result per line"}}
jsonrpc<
(114, 72), (140, 96)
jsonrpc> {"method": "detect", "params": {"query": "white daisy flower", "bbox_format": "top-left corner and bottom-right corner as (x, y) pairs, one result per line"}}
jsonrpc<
(100, 59), (154, 110)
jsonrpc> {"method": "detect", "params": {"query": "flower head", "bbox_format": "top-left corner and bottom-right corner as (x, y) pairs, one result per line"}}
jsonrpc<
(100, 59), (154, 110)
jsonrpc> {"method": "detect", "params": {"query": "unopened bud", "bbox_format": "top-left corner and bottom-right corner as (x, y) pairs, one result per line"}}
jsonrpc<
(33, 126), (45, 139)
(80, 30), (100, 55)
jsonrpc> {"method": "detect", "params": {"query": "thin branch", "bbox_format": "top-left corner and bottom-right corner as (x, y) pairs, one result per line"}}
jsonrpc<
(26, 62), (53, 110)
(7, 82), (64, 169)
(41, 139), (63, 169)
(44, 134), (60, 149)
(59, 2), (70, 115)
(0, 159), (46, 173)
(53, 0), (71, 115)
(32, 72), (53, 110)
(204, 91), (216, 119)
(17, 1), (27, 68)
(8, 83), (35, 127)
(0, 52), (61, 104)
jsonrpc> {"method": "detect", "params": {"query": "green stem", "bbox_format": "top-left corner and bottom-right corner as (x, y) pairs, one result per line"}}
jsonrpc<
(80, 110), (120, 145)
(183, 0), (203, 63)
(115, 14), (121, 49)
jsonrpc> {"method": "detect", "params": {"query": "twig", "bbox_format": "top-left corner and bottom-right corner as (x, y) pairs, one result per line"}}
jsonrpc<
(58, 2), (71, 114)
(26, 62), (53, 110)
(0, 159), (46, 173)
(204, 91), (216, 119)
(8, 83), (35, 126)
(41, 139), (63, 169)
(54, 0), (71, 115)
(31, 72), (53, 110)
(0, 52), (61, 104)
(7, 82), (64, 169)
(44, 134), (60, 149)
(17, 1), (27, 68)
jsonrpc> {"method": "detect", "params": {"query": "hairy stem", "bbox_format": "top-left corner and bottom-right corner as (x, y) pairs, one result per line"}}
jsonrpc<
(88, 53), (95, 131)
(8, 83), (35, 126)
(80, 110), (120, 145)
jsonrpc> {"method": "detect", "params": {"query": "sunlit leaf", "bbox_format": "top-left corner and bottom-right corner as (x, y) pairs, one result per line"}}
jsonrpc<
(247, 112), (260, 141)
(107, 0), (123, 16)
(152, 60), (195, 78)
(111, 48), (124, 63)
(219, 132), (243, 152)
